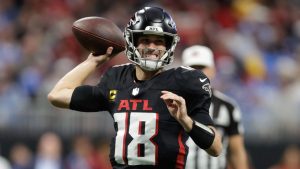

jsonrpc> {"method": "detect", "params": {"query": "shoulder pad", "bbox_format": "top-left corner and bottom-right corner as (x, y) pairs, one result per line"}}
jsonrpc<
(175, 66), (212, 96)
(98, 63), (134, 88)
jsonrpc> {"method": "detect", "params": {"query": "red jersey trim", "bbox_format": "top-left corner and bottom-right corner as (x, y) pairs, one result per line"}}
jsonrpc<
(175, 130), (186, 169)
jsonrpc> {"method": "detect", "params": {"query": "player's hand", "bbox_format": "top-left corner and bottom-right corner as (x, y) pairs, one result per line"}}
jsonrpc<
(160, 90), (190, 122)
(87, 47), (113, 66)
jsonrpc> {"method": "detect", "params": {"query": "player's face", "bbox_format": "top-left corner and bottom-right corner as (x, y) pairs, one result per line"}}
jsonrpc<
(136, 35), (167, 60)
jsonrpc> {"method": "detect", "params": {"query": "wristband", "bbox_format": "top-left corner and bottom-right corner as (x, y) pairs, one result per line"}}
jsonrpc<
(188, 120), (215, 149)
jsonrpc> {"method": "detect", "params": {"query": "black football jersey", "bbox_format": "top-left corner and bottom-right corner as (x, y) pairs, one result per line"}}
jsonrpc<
(185, 90), (244, 169)
(70, 64), (213, 169)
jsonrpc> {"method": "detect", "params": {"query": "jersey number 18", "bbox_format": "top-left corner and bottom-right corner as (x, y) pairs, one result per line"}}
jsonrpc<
(114, 112), (158, 165)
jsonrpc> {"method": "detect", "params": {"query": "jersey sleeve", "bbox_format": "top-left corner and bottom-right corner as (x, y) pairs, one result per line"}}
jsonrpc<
(69, 85), (109, 112)
(177, 67), (213, 125)
(69, 68), (112, 112)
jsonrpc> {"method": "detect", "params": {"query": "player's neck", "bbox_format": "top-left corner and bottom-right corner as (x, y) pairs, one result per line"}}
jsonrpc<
(135, 66), (162, 81)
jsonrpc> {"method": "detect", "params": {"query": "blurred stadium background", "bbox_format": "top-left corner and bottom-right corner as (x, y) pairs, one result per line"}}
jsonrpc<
(0, 0), (300, 168)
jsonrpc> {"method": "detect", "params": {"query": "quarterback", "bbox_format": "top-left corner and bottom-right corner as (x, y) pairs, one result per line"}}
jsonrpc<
(48, 7), (222, 169)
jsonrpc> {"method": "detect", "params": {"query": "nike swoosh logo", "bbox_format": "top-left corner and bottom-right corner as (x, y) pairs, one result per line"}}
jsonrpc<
(199, 78), (207, 82)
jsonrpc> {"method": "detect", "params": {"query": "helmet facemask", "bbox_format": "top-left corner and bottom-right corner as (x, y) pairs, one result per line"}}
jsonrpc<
(125, 29), (179, 71)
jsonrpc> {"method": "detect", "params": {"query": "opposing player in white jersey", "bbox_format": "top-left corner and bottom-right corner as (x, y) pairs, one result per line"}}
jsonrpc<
(182, 45), (249, 169)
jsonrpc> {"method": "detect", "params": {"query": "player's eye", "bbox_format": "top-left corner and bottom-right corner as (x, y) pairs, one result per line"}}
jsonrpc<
(138, 37), (165, 46)
(138, 38), (150, 44)
(154, 39), (166, 46)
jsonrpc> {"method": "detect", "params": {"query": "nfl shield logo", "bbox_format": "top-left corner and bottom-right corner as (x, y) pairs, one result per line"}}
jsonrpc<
(132, 87), (139, 96)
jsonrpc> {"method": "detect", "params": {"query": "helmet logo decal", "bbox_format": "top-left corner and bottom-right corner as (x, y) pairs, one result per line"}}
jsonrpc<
(168, 19), (176, 29)
(145, 26), (163, 32)
(129, 13), (139, 26)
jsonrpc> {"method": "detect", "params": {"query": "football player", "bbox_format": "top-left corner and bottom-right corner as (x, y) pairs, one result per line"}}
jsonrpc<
(182, 45), (249, 169)
(48, 7), (222, 169)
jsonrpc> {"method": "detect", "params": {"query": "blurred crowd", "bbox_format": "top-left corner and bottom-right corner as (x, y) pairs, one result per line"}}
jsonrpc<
(0, 132), (112, 169)
(1, 0), (300, 168)
(0, 0), (300, 159)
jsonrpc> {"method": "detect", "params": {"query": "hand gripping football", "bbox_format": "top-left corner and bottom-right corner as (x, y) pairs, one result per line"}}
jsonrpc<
(72, 16), (126, 55)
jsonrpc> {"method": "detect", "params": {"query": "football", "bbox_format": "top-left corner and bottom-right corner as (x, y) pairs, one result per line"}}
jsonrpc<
(72, 16), (126, 55)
